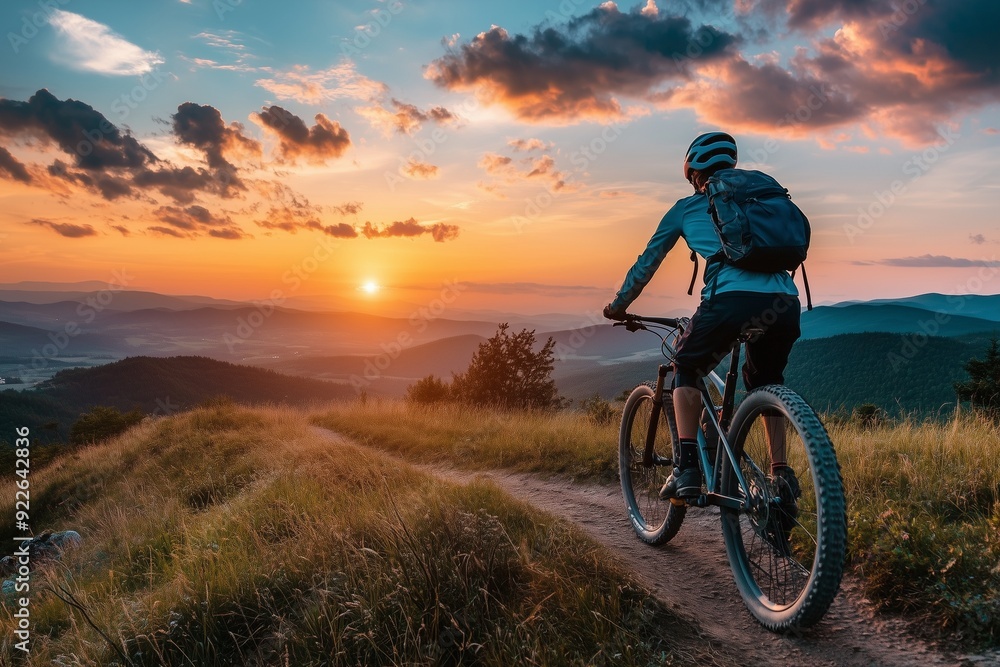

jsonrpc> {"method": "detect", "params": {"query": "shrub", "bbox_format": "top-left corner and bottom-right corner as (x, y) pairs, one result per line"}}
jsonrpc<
(580, 394), (618, 425)
(406, 375), (451, 404)
(69, 406), (145, 445)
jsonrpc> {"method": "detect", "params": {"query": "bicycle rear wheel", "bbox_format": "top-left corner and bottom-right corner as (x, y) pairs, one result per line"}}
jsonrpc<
(619, 383), (685, 545)
(720, 384), (846, 630)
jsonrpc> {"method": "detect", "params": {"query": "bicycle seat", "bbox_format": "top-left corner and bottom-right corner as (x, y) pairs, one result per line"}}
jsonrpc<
(739, 328), (765, 343)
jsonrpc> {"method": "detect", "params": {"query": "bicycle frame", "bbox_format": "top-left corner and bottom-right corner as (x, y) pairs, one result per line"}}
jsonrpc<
(617, 315), (759, 511)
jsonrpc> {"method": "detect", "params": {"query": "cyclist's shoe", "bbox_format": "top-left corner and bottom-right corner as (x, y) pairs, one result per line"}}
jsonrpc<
(771, 465), (802, 516)
(764, 466), (802, 556)
(659, 466), (702, 500)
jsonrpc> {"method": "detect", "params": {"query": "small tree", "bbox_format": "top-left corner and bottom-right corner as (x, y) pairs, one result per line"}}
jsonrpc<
(406, 375), (451, 404)
(954, 336), (1000, 418)
(451, 323), (560, 410)
(70, 406), (145, 445)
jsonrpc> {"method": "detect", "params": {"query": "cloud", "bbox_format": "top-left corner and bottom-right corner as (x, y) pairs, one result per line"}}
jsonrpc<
(251, 106), (351, 162)
(355, 98), (457, 136)
(0, 89), (157, 171)
(478, 153), (514, 175)
(0, 147), (31, 183)
(861, 255), (1000, 268)
(679, 1), (1000, 144)
(426, 4), (739, 123)
(255, 62), (386, 104)
(132, 165), (234, 202)
(152, 204), (248, 239)
(332, 201), (363, 216)
(361, 218), (460, 242)
(48, 10), (164, 75)
(508, 138), (551, 152)
(27, 218), (97, 238)
(147, 225), (187, 238)
(155, 204), (231, 230)
(255, 208), (360, 238)
(970, 234), (987, 245)
(171, 102), (260, 175)
(478, 150), (572, 193)
(428, 1), (1000, 143)
(401, 159), (439, 179)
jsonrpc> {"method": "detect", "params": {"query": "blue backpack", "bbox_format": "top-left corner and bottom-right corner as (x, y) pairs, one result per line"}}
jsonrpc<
(687, 168), (813, 309)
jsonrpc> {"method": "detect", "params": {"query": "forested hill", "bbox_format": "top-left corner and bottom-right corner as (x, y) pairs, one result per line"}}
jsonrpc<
(556, 332), (995, 419)
(0, 356), (354, 445)
(783, 332), (993, 417)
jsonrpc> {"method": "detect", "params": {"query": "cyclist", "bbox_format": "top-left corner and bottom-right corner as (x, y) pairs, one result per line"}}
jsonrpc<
(603, 131), (802, 504)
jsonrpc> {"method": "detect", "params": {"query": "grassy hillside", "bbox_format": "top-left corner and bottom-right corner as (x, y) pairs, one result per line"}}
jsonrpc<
(0, 356), (354, 445)
(314, 399), (1000, 647)
(0, 404), (727, 665)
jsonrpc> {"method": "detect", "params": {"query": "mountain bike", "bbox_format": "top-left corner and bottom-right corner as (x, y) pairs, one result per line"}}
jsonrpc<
(615, 313), (846, 631)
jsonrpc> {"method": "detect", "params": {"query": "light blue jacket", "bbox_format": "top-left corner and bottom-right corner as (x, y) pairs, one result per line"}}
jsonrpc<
(610, 193), (798, 312)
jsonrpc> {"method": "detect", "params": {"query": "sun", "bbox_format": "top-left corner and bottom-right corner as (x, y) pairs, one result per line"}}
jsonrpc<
(361, 280), (380, 295)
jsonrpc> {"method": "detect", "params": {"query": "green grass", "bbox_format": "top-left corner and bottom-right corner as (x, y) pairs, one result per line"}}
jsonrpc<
(313, 399), (1000, 649)
(0, 402), (729, 666)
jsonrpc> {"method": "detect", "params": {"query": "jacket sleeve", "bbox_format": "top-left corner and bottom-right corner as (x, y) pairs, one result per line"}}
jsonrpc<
(609, 204), (684, 312)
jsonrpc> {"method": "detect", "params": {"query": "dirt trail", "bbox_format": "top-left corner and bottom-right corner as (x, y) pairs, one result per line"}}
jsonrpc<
(316, 428), (997, 667)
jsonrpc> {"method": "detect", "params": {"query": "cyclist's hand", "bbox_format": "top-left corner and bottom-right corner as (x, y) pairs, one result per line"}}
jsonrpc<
(603, 303), (627, 321)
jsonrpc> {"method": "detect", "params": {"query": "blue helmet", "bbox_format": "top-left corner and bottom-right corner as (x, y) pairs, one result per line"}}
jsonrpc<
(683, 131), (737, 180)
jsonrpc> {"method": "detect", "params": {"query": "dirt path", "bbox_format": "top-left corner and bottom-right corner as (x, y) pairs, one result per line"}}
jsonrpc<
(315, 428), (997, 667)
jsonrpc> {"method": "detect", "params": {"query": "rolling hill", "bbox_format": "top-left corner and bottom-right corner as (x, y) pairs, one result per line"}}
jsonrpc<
(0, 356), (355, 445)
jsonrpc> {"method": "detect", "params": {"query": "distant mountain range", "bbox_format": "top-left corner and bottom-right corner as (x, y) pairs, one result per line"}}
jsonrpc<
(1, 288), (997, 417)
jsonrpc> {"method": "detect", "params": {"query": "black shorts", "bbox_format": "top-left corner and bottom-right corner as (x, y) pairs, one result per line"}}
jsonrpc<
(673, 292), (801, 391)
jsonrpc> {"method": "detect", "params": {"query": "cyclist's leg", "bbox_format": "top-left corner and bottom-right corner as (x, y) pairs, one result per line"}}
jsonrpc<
(667, 295), (759, 498)
(741, 293), (801, 468)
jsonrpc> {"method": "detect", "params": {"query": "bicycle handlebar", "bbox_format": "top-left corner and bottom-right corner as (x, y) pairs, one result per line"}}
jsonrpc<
(612, 314), (683, 332)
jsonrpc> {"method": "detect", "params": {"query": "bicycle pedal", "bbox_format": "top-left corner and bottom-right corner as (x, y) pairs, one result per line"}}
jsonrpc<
(685, 494), (709, 507)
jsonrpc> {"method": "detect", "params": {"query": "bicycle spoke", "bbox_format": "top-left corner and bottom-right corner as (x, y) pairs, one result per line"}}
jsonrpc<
(619, 384), (685, 545)
(720, 385), (846, 630)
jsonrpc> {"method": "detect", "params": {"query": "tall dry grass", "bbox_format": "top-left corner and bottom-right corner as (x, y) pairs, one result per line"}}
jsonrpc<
(315, 398), (1000, 647)
(0, 401), (728, 666)
(829, 411), (1000, 645)
(312, 398), (620, 480)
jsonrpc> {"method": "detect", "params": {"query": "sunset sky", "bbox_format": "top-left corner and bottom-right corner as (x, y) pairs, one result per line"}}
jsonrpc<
(1, 0), (998, 317)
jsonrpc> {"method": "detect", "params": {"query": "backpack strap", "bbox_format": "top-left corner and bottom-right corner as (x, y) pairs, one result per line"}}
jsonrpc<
(687, 250), (698, 296)
(799, 263), (813, 311)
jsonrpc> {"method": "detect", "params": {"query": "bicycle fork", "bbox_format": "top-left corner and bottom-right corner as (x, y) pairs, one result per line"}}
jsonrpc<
(643, 364), (672, 467)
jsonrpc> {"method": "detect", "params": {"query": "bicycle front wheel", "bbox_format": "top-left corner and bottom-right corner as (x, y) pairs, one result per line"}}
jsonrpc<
(720, 384), (846, 631)
(619, 383), (685, 545)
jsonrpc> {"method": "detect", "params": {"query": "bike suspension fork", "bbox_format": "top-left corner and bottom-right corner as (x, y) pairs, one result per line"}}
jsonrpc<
(643, 364), (671, 467)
